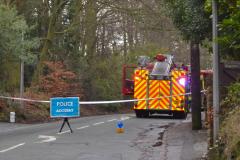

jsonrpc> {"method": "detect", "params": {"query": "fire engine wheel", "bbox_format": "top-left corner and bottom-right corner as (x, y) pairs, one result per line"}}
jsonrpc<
(173, 111), (187, 119)
(135, 110), (149, 118)
(142, 111), (149, 118)
(135, 110), (142, 118)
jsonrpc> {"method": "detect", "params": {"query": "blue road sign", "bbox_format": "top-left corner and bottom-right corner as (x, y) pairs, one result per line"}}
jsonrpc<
(50, 97), (80, 118)
(117, 121), (124, 128)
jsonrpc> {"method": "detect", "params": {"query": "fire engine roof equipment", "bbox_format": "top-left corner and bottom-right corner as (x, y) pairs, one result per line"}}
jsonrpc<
(150, 54), (173, 79)
(137, 56), (150, 67)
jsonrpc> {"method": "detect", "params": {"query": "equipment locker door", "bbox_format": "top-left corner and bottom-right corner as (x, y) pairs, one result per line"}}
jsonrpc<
(148, 80), (171, 110)
(159, 80), (171, 110)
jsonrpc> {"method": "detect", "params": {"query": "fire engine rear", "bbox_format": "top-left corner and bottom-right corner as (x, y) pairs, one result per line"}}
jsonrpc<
(122, 54), (191, 119)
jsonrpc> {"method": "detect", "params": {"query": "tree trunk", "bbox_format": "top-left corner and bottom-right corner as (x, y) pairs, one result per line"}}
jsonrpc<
(127, 17), (134, 52)
(33, 0), (69, 83)
(101, 24), (106, 55)
(190, 41), (202, 130)
(84, 0), (98, 99)
(85, 0), (97, 64)
(123, 15), (127, 63)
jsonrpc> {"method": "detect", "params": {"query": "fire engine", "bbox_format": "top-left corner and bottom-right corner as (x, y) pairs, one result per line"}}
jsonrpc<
(122, 54), (191, 119)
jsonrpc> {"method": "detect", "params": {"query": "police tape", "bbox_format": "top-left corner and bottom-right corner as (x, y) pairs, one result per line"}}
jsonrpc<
(0, 90), (207, 105)
(0, 95), (50, 103)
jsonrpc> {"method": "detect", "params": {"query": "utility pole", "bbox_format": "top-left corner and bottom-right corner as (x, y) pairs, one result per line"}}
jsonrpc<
(20, 32), (24, 108)
(20, 60), (24, 108)
(212, 0), (220, 144)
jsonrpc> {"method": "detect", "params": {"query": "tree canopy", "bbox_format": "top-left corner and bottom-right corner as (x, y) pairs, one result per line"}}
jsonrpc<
(0, 4), (38, 93)
(0, 5), (38, 62)
(165, 0), (211, 43)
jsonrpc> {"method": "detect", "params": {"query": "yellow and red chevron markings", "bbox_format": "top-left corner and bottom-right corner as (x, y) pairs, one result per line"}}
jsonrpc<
(159, 80), (170, 110)
(134, 69), (187, 112)
(148, 80), (160, 110)
(171, 70), (186, 111)
(134, 69), (148, 110)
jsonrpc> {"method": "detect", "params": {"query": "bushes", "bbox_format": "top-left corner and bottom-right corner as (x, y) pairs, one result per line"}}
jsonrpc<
(220, 108), (240, 159)
(209, 82), (240, 160)
(219, 82), (240, 159)
(222, 83), (240, 109)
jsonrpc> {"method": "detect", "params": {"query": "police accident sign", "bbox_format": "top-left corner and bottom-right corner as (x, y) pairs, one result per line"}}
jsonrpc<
(50, 97), (80, 118)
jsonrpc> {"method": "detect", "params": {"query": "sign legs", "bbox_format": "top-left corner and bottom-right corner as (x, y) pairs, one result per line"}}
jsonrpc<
(59, 118), (73, 133)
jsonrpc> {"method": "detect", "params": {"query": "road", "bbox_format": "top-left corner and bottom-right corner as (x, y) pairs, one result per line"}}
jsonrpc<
(0, 114), (207, 160)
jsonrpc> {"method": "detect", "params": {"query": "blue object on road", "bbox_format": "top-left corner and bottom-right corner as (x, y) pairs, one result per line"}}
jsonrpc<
(50, 97), (80, 118)
(117, 120), (124, 128)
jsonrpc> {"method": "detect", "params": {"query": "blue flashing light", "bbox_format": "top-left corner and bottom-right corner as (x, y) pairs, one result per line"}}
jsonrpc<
(178, 77), (186, 86)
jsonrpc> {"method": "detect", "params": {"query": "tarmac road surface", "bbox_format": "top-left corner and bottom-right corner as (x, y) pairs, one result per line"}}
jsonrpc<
(0, 114), (207, 160)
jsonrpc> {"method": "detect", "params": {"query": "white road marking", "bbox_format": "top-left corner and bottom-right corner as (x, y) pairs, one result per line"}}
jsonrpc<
(107, 119), (117, 122)
(0, 143), (25, 153)
(121, 116), (130, 121)
(37, 135), (56, 143)
(76, 125), (89, 130)
(93, 122), (105, 126)
(57, 130), (70, 135)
